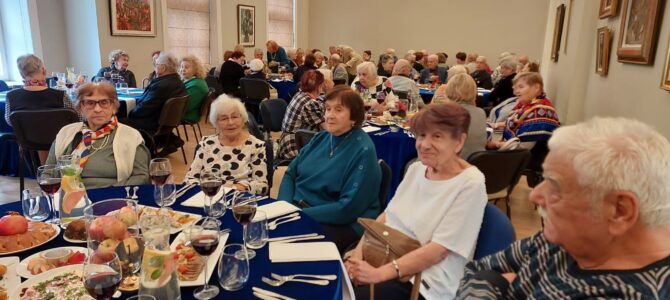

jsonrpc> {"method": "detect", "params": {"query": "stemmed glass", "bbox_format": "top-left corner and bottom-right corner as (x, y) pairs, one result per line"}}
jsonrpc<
(150, 158), (172, 208)
(37, 165), (61, 225)
(232, 195), (257, 259)
(83, 252), (123, 300)
(187, 217), (221, 300)
(199, 168), (224, 218)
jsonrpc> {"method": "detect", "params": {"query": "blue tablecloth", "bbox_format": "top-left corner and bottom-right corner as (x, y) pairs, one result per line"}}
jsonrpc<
(367, 126), (417, 203)
(117, 88), (143, 117)
(419, 88), (434, 104)
(268, 80), (296, 102)
(0, 96), (25, 177)
(0, 185), (343, 300)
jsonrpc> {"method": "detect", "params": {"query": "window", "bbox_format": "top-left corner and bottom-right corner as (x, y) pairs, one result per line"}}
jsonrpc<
(267, 0), (294, 48)
(165, 0), (210, 65)
(0, 19), (6, 80)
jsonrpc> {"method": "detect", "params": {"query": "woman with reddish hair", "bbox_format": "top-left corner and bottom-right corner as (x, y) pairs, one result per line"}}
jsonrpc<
(218, 51), (246, 97)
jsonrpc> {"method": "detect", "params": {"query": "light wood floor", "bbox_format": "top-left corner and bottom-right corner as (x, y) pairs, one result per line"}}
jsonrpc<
(0, 120), (542, 239)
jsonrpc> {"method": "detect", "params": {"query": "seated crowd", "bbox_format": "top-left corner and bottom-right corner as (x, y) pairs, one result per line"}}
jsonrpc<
(6, 40), (670, 300)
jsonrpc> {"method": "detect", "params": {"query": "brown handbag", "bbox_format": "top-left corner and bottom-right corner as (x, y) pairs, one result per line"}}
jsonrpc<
(358, 217), (423, 300)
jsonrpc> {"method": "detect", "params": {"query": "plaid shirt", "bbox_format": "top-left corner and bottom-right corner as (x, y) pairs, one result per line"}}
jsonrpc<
(277, 91), (324, 160)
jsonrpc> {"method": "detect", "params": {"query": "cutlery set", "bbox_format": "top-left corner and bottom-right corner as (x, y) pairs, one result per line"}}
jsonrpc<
(267, 212), (300, 230)
(255, 273), (337, 299)
(124, 186), (139, 199)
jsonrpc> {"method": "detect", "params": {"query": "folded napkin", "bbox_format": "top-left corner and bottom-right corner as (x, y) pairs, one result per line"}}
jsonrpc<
(362, 126), (381, 133)
(269, 242), (340, 263)
(181, 187), (233, 207)
(258, 201), (300, 219)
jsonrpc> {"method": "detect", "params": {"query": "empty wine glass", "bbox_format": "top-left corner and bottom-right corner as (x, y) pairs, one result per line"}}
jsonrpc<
(199, 168), (224, 217)
(188, 217), (221, 299)
(21, 188), (50, 221)
(37, 165), (61, 225)
(232, 195), (257, 259)
(83, 252), (123, 300)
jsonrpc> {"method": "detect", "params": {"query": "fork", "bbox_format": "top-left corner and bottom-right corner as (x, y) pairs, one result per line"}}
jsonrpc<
(125, 186), (131, 199)
(270, 273), (337, 281)
(267, 212), (300, 228)
(267, 215), (300, 230)
(262, 276), (329, 286)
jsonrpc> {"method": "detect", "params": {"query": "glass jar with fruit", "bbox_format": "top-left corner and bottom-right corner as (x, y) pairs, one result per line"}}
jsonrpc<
(59, 163), (90, 226)
(84, 199), (143, 291)
(138, 212), (181, 300)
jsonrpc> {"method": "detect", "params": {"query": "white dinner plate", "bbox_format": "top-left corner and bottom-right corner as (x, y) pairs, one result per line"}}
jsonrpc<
(0, 223), (61, 256)
(0, 256), (20, 296)
(17, 246), (87, 278)
(138, 205), (201, 234)
(11, 264), (93, 300)
(169, 231), (228, 287)
(63, 235), (87, 244)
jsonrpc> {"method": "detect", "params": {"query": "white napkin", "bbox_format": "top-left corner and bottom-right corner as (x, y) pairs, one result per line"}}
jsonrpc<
(362, 126), (381, 133)
(257, 200), (300, 219)
(269, 242), (340, 263)
(181, 187), (233, 207)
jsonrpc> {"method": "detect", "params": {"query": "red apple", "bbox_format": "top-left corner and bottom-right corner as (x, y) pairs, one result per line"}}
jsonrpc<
(102, 218), (128, 240)
(0, 215), (28, 236)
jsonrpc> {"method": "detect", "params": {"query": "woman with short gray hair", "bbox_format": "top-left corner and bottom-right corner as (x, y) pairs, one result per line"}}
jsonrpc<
(488, 58), (518, 106)
(95, 49), (137, 87)
(377, 54), (395, 77)
(185, 94), (268, 194)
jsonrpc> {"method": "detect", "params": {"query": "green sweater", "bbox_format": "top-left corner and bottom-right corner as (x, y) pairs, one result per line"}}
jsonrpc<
(278, 128), (381, 234)
(183, 77), (208, 123)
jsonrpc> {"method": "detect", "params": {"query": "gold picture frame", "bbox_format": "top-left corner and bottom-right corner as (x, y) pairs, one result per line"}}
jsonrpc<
(598, 0), (619, 19)
(616, 0), (664, 64)
(596, 27), (611, 75)
(551, 4), (566, 62)
(660, 35), (670, 91)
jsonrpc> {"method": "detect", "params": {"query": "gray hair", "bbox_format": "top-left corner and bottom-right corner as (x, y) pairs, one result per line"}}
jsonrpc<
(548, 117), (670, 226)
(208, 93), (249, 128)
(107, 49), (129, 64)
(156, 51), (179, 73)
(356, 61), (376, 76)
(16, 54), (44, 78)
(392, 59), (411, 76)
(448, 65), (469, 79)
(476, 55), (487, 63)
(315, 51), (324, 59)
(379, 54), (394, 65)
(499, 58), (519, 70)
(330, 54), (341, 62)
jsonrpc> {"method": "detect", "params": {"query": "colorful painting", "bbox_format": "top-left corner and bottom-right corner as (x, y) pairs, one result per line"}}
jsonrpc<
(237, 5), (255, 47)
(110, 0), (155, 36)
(596, 27), (611, 75)
(617, 0), (663, 64)
(598, 0), (619, 19)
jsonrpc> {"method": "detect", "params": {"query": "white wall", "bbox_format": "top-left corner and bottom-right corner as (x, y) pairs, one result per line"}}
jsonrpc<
(64, 0), (102, 78)
(305, 0), (549, 64)
(218, 0), (268, 61)
(33, 0), (69, 74)
(543, 0), (670, 139)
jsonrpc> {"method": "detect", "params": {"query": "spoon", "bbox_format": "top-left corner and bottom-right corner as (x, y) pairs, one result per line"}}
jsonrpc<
(132, 186), (139, 200)
(124, 186), (131, 199)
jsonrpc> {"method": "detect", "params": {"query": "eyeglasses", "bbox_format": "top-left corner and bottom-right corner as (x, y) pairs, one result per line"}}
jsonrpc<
(82, 99), (113, 109)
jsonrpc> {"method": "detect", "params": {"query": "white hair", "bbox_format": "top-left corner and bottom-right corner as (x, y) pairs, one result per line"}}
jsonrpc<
(448, 64), (469, 79)
(548, 117), (670, 226)
(356, 61), (376, 75)
(156, 51), (179, 73)
(208, 94), (249, 129)
(317, 68), (333, 81)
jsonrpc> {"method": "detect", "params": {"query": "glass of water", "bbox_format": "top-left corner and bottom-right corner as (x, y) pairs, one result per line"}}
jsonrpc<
(245, 211), (268, 249)
(153, 182), (176, 207)
(218, 243), (249, 291)
(22, 188), (51, 221)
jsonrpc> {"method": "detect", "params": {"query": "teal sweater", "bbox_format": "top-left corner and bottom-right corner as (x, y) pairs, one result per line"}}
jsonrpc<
(278, 128), (381, 234)
(183, 77), (208, 123)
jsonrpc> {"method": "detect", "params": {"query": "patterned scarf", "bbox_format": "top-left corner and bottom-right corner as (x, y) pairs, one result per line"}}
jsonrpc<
(23, 79), (47, 87)
(72, 116), (118, 169)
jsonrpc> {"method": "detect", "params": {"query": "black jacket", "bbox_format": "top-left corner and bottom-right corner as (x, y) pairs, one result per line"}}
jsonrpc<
(95, 65), (137, 88)
(489, 73), (516, 106)
(219, 60), (245, 96)
(129, 73), (186, 134)
(472, 70), (493, 90)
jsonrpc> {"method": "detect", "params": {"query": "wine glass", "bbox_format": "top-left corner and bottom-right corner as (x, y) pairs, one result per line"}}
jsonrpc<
(232, 195), (257, 259)
(199, 168), (224, 218)
(187, 217), (221, 300)
(83, 252), (123, 300)
(37, 165), (61, 225)
(150, 158), (172, 207)
(21, 188), (50, 221)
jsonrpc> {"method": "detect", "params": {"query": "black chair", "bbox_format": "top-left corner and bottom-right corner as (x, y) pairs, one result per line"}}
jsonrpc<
(142, 77), (150, 89)
(0, 80), (9, 92)
(153, 96), (189, 163)
(239, 78), (271, 123)
(295, 129), (317, 151)
(246, 117), (274, 194)
(393, 90), (409, 100)
(259, 98), (287, 139)
(9, 109), (79, 195)
(467, 149), (531, 218)
(205, 75), (223, 97)
(181, 89), (216, 142)
(524, 140), (550, 187)
(378, 159), (392, 213)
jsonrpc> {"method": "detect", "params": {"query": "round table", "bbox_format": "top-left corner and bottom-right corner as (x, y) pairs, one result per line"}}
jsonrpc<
(0, 185), (343, 300)
(268, 80), (296, 102)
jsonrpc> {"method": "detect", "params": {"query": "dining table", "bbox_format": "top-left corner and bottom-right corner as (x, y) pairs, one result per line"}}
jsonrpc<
(0, 184), (347, 300)
(418, 87), (491, 105)
(116, 87), (143, 117)
(268, 79), (296, 102)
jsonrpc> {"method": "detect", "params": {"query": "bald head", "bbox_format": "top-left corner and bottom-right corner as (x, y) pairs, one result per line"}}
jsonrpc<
(385, 48), (396, 56)
(392, 59), (411, 76)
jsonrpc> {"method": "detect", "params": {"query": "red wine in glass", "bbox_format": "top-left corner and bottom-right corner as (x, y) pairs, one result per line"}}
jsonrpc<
(201, 181), (222, 197)
(389, 110), (398, 117)
(150, 171), (171, 185)
(398, 109), (407, 119)
(84, 272), (122, 300)
(233, 204), (256, 225)
(191, 235), (219, 256)
(65, 83), (74, 89)
(39, 178), (61, 194)
(364, 104), (371, 111)
(376, 97), (385, 104)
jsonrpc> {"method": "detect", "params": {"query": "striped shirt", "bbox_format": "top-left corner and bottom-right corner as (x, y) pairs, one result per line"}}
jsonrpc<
(456, 233), (670, 299)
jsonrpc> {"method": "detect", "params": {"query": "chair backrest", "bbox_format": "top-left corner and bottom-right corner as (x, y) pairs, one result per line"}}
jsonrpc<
(142, 77), (150, 89)
(474, 203), (516, 260)
(239, 78), (271, 100)
(295, 129), (317, 151)
(259, 98), (287, 133)
(393, 89), (409, 100)
(10, 108), (80, 151)
(246, 117), (265, 141)
(378, 159), (392, 213)
(157, 96), (189, 134)
(205, 75), (223, 96)
(0, 80), (9, 92)
(467, 149), (530, 195)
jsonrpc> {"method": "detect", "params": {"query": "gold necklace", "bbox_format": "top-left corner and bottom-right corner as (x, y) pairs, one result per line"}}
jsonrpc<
(89, 135), (110, 155)
(329, 131), (353, 158)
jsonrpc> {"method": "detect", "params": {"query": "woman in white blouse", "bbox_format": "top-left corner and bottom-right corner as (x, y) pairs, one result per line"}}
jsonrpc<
(345, 102), (488, 300)
(184, 94), (268, 194)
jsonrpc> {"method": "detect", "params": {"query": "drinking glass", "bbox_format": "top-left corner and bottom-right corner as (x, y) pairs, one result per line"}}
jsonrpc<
(217, 243), (249, 291)
(153, 182), (176, 207)
(150, 158), (172, 208)
(232, 195), (257, 259)
(187, 217), (221, 300)
(116, 82), (129, 94)
(126, 295), (156, 300)
(245, 211), (267, 250)
(83, 252), (123, 300)
(199, 168), (224, 218)
(103, 71), (112, 80)
(37, 165), (61, 225)
(21, 188), (50, 221)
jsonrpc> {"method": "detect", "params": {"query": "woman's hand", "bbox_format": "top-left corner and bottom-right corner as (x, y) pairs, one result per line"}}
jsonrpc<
(346, 258), (390, 285)
(269, 60), (278, 67)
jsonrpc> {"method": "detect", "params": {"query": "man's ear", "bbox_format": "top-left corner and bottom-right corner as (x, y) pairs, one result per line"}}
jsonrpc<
(604, 191), (639, 236)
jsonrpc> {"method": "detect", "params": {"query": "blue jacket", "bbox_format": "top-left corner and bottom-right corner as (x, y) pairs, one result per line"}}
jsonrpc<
(129, 73), (187, 134)
(420, 66), (448, 84)
(267, 47), (291, 73)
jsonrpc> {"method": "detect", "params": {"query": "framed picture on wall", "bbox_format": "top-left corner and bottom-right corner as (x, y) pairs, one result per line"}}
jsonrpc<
(660, 39), (670, 91)
(109, 0), (156, 36)
(596, 27), (611, 75)
(598, 0), (619, 18)
(616, 0), (663, 64)
(237, 5), (255, 47)
(550, 4), (566, 62)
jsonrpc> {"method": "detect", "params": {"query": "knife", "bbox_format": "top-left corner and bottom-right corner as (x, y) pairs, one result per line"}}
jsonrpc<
(272, 235), (325, 243)
(252, 287), (296, 300)
(267, 233), (318, 242)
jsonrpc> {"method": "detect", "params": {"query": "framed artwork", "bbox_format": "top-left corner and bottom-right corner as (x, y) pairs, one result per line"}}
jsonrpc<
(616, 0), (664, 64)
(550, 4), (566, 62)
(598, 0), (619, 18)
(110, 0), (155, 36)
(596, 27), (611, 75)
(237, 5), (256, 47)
(660, 37), (670, 90)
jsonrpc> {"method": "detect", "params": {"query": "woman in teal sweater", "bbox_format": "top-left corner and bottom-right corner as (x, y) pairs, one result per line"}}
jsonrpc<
(279, 85), (381, 253)
(179, 55), (209, 123)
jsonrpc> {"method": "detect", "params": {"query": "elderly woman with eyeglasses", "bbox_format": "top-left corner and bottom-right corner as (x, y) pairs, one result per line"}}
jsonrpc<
(95, 49), (137, 87)
(46, 82), (150, 188)
(184, 94), (268, 194)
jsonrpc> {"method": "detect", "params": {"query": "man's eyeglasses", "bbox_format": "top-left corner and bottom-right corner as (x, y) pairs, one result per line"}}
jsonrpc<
(82, 99), (113, 109)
